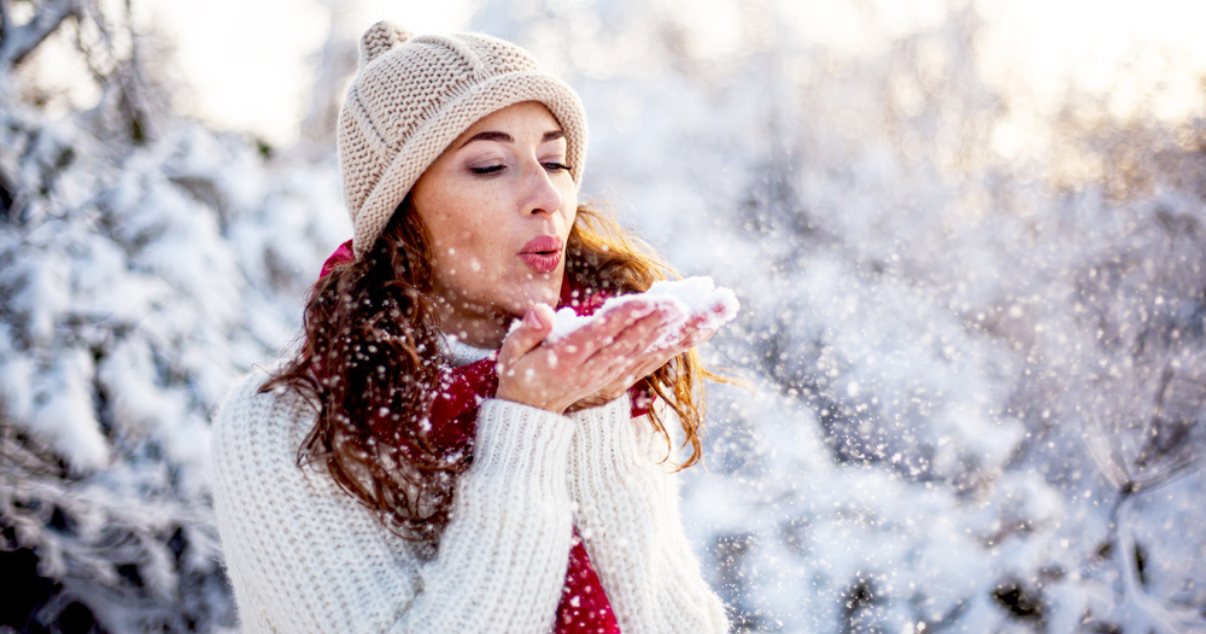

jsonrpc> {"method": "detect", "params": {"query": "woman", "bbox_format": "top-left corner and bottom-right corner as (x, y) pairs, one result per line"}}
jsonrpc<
(211, 20), (730, 634)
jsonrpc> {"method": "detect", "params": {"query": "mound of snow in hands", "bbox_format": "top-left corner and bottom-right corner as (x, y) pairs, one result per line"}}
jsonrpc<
(546, 277), (740, 350)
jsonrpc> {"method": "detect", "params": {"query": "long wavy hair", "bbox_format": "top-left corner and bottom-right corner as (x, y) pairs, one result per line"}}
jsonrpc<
(263, 200), (714, 542)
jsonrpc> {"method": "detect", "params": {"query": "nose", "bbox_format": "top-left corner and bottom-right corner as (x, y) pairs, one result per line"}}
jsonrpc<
(520, 161), (563, 217)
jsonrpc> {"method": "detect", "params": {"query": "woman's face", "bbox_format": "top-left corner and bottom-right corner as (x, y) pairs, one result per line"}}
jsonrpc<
(411, 101), (578, 344)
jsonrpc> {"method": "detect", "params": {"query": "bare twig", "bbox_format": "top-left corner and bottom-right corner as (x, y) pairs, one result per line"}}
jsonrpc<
(1082, 412), (1131, 489)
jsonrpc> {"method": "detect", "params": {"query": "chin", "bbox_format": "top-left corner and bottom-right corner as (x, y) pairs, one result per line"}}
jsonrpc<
(510, 277), (563, 312)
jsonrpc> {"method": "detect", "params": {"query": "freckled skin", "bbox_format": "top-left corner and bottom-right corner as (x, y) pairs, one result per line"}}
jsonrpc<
(411, 101), (578, 349)
(411, 104), (719, 413)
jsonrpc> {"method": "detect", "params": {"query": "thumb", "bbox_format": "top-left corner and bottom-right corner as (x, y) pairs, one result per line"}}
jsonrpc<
(500, 304), (554, 362)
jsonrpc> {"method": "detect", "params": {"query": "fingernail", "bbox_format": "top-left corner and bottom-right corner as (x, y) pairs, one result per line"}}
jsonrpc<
(525, 310), (541, 328)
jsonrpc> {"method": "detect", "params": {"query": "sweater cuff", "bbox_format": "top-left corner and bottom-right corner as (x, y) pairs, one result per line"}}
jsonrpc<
(471, 398), (575, 497)
(568, 395), (650, 479)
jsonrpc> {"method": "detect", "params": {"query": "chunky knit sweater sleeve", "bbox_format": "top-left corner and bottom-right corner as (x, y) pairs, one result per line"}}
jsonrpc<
(210, 369), (575, 634)
(566, 397), (731, 633)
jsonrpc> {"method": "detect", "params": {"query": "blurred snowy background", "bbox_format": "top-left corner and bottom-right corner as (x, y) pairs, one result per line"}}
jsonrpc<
(2, 0), (1205, 632)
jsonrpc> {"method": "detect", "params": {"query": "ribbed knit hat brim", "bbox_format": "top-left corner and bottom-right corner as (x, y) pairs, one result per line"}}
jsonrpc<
(337, 23), (588, 258)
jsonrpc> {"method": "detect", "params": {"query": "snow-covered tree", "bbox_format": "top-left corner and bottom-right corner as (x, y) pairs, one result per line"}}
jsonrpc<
(1, 1), (346, 631)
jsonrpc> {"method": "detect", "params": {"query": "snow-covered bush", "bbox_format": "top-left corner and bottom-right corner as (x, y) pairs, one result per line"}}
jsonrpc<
(0, 3), (348, 630)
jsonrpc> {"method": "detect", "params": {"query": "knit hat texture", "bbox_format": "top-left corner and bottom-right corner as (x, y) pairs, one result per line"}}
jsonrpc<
(338, 21), (589, 257)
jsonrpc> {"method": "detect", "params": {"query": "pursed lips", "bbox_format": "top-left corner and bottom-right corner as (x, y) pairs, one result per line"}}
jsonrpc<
(519, 235), (563, 274)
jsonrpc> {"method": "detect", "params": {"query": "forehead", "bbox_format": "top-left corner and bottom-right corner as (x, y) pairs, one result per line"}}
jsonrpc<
(459, 101), (562, 138)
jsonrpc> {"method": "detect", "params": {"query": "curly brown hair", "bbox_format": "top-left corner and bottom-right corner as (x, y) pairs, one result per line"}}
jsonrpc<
(263, 201), (714, 542)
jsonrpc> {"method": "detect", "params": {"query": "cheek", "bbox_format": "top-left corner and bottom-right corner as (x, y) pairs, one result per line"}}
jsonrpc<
(560, 185), (579, 224)
(421, 201), (511, 283)
(419, 192), (479, 251)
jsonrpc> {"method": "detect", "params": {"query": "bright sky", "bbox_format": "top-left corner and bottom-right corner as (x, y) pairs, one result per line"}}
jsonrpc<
(977, 0), (1206, 115)
(140, 0), (473, 145)
(119, 0), (1206, 146)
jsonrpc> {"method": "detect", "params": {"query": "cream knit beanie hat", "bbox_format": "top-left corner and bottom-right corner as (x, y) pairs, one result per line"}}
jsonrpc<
(338, 21), (589, 257)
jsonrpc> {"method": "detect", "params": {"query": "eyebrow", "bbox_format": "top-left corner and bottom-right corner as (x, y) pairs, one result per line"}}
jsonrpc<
(458, 129), (565, 149)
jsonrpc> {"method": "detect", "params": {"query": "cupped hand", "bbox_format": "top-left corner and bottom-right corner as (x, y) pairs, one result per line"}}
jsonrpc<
(565, 310), (718, 413)
(495, 301), (683, 414)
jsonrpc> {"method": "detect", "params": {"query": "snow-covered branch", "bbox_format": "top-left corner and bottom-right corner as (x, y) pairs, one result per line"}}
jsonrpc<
(0, 0), (80, 69)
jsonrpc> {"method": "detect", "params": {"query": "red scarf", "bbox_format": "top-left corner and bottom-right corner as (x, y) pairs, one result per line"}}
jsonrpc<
(321, 240), (625, 634)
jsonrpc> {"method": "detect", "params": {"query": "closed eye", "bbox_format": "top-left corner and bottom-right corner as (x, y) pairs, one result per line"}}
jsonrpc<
(543, 162), (572, 173)
(470, 165), (505, 175)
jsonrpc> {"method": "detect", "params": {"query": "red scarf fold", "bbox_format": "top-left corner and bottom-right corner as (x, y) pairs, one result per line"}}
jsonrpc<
(321, 240), (624, 634)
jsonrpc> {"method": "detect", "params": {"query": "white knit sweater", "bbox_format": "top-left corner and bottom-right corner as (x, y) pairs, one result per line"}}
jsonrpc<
(210, 341), (729, 634)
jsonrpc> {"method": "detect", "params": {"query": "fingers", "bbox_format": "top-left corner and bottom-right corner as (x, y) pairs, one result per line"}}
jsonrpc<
(650, 311), (717, 354)
(553, 299), (654, 362)
(565, 344), (670, 414)
(498, 298), (723, 414)
(583, 303), (717, 373)
(583, 303), (669, 363)
(499, 303), (554, 366)
(570, 309), (673, 395)
(495, 304), (562, 411)
(678, 314), (718, 349)
(610, 313), (713, 384)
